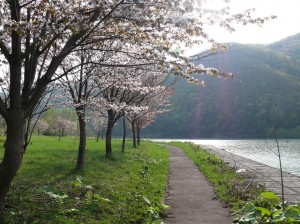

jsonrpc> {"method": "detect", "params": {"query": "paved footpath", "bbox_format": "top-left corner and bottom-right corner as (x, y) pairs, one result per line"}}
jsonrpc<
(200, 145), (300, 203)
(163, 145), (232, 224)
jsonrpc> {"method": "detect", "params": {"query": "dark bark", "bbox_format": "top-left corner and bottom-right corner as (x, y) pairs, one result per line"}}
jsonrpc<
(0, 112), (26, 218)
(58, 130), (61, 141)
(105, 112), (115, 158)
(96, 122), (101, 142)
(132, 122), (137, 148)
(76, 114), (86, 170)
(96, 132), (99, 142)
(122, 115), (126, 153)
(105, 121), (114, 158)
(137, 128), (141, 146)
(0, 3), (25, 214)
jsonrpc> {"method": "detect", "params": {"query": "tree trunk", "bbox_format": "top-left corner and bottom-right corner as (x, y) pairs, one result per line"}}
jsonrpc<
(0, 113), (26, 218)
(137, 128), (141, 147)
(58, 129), (61, 141)
(96, 132), (99, 142)
(122, 115), (126, 153)
(132, 122), (137, 148)
(105, 116), (115, 158)
(76, 114), (86, 171)
(96, 122), (100, 142)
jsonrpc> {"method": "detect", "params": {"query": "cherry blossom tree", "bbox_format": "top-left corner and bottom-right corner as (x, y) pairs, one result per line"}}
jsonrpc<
(93, 65), (153, 157)
(0, 0), (122, 214)
(57, 48), (147, 168)
(57, 51), (104, 170)
(54, 117), (77, 140)
(35, 119), (49, 136)
(135, 106), (172, 146)
(89, 112), (107, 142)
(121, 114), (127, 153)
(126, 75), (174, 147)
(58, 46), (161, 166)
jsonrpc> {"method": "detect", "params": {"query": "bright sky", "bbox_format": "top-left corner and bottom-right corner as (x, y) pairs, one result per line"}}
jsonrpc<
(203, 0), (300, 44)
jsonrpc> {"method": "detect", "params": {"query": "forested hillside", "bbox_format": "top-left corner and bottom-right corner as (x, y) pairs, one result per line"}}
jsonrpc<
(143, 34), (300, 138)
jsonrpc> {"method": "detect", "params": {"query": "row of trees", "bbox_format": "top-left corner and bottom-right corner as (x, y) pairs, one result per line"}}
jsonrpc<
(55, 57), (174, 168)
(0, 0), (274, 218)
(34, 100), (170, 146)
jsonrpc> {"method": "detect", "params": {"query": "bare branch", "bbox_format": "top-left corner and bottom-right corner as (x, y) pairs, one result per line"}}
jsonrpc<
(0, 40), (10, 62)
(0, 98), (8, 120)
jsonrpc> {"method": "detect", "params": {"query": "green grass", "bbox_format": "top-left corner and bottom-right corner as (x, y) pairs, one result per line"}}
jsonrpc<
(168, 142), (265, 211)
(0, 136), (168, 223)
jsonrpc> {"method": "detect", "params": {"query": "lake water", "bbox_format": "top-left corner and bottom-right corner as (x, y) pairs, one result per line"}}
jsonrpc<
(157, 139), (300, 176)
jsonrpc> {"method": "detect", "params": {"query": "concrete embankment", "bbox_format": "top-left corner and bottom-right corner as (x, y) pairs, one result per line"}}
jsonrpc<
(200, 145), (300, 203)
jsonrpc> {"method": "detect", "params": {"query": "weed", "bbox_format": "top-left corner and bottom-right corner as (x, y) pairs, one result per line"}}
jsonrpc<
(234, 191), (300, 223)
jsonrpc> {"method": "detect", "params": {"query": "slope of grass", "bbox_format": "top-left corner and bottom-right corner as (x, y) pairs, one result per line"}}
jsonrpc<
(0, 136), (168, 223)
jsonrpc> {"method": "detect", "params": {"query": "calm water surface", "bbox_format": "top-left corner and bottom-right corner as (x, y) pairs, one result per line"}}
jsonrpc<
(158, 139), (300, 176)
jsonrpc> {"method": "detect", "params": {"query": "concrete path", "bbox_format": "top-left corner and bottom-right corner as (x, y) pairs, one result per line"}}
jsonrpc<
(163, 145), (232, 224)
(201, 145), (300, 203)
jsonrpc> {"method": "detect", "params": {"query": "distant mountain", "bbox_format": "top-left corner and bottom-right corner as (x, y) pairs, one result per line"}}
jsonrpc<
(269, 33), (300, 63)
(142, 33), (300, 139)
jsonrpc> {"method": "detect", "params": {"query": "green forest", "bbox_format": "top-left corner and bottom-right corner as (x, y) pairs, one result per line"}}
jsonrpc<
(143, 34), (300, 139)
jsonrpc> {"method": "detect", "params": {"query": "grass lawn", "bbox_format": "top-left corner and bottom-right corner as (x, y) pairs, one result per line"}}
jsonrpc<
(0, 136), (168, 224)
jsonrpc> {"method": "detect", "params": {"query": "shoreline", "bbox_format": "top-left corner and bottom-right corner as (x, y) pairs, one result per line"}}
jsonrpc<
(152, 139), (300, 176)
(200, 144), (300, 203)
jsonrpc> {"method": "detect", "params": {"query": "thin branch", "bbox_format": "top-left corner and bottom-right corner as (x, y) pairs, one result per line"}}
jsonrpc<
(264, 139), (279, 156)
(0, 39), (11, 62)
(25, 89), (54, 151)
(73, 0), (125, 50)
(0, 98), (8, 120)
(275, 127), (285, 211)
(20, 0), (36, 8)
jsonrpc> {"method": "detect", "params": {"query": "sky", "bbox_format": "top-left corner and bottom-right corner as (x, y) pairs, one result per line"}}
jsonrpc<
(202, 0), (300, 45)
